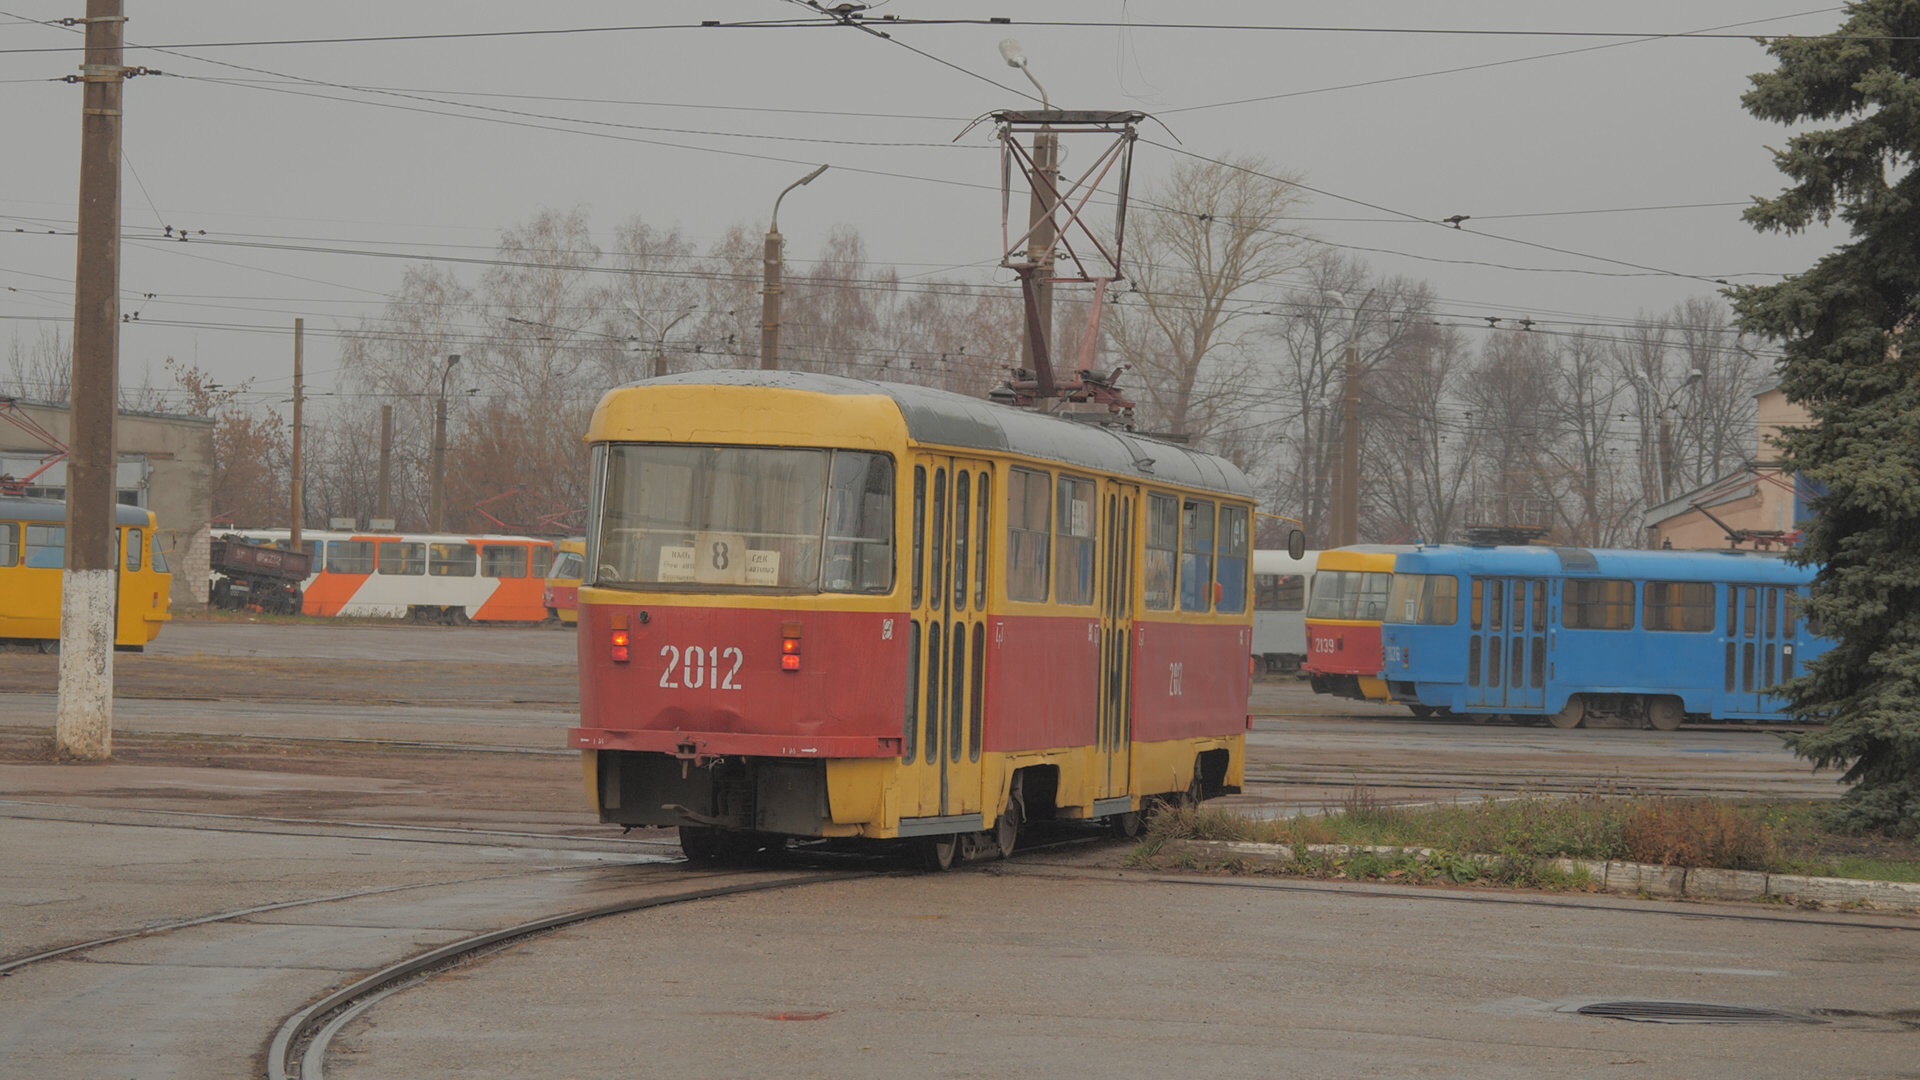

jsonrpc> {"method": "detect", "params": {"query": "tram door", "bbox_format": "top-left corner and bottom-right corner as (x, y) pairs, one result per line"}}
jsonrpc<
(1465, 577), (1547, 712)
(907, 456), (990, 820)
(1725, 584), (1786, 715)
(1096, 481), (1139, 802)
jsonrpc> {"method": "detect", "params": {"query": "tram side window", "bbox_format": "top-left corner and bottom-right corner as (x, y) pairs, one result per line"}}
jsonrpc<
(1055, 475), (1096, 606)
(1216, 505), (1250, 613)
(430, 542), (477, 577)
(1144, 493), (1178, 610)
(1255, 573), (1305, 612)
(483, 545), (528, 578)
(24, 524), (64, 568)
(1387, 574), (1459, 625)
(1563, 579), (1635, 630)
(1644, 581), (1714, 632)
(0, 522), (16, 567)
(126, 528), (143, 572)
(824, 451), (895, 593)
(1180, 499), (1214, 612)
(1006, 468), (1051, 602)
(327, 540), (374, 575)
(377, 541), (426, 576)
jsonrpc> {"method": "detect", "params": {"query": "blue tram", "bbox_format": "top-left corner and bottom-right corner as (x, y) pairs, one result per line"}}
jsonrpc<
(1378, 546), (1830, 730)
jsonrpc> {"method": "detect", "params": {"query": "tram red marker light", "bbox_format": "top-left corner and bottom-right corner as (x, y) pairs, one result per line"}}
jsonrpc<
(611, 646), (630, 663)
(781, 654), (801, 671)
(782, 639), (800, 654)
(780, 622), (801, 670)
(611, 630), (630, 647)
(610, 628), (631, 664)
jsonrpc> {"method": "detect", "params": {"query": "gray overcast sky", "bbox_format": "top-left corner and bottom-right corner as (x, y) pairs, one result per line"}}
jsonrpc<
(1, 1), (1846, 405)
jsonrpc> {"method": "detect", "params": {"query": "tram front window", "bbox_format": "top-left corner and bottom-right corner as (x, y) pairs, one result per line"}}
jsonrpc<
(1307, 570), (1393, 620)
(593, 445), (894, 594)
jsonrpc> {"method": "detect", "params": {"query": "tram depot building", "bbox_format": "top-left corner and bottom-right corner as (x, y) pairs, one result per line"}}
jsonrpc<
(0, 396), (214, 609)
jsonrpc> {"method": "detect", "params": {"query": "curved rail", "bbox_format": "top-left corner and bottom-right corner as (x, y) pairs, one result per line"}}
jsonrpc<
(267, 869), (863, 1080)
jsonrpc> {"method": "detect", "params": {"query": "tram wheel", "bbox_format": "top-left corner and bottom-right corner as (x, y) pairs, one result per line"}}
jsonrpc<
(448, 608), (472, 626)
(1408, 704), (1437, 719)
(1547, 696), (1586, 730)
(995, 802), (1021, 860)
(1466, 712), (1494, 725)
(1646, 696), (1685, 732)
(920, 834), (959, 872)
(679, 825), (723, 863)
(1107, 810), (1144, 839)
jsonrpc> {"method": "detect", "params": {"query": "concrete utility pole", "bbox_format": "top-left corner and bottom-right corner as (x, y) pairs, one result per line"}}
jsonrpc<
(1326, 290), (1372, 548)
(376, 404), (393, 522)
(429, 354), (459, 532)
(1020, 129), (1059, 381)
(1337, 339), (1360, 547)
(57, 0), (127, 761)
(760, 165), (827, 370)
(289, 318), (304, 552)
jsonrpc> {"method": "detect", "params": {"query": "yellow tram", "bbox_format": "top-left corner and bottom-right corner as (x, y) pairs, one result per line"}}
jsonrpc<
(571, 371), (1255, 867)
(0, 495), (173, 650)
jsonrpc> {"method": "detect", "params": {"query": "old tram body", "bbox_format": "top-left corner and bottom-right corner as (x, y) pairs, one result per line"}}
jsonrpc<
(1303, 545), (1411, 703)
(571, 371), (1255, 866)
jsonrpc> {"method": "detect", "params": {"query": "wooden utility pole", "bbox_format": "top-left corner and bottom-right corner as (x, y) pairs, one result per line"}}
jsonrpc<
(376, 404), (393, 521)
(57, 0), (126, 760)
(289, 318), (304, 551)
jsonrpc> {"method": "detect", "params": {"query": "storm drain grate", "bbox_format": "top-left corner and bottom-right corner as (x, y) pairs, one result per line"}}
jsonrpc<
(1574, 1001), (1828, 1025)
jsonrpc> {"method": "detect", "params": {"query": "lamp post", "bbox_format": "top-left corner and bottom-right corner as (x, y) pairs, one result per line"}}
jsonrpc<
(627, 306), (697, 379)
(1634, 368), (1704, 503)
(429, 353), (460, 533)
(762, 165), (829, 370)
(1326, 290), (1373, 547)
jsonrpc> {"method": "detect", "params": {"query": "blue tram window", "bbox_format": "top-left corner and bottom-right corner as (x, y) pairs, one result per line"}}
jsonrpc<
(1529, 636), (1545, 688)
(1470, 580), (1484, 631)
(1487, 580), (1504, 631)
(1487, 634), (1503, 686)
(1510, 638), (1524, 689)
(1467, 637), (1481, 686)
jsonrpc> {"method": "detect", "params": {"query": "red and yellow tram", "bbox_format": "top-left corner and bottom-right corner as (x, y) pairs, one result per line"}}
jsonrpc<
(570, 371), (1256, 867)
(1303, 545), (1410, 703)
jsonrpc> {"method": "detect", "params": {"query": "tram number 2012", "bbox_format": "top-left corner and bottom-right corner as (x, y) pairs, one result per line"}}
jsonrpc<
(659, 645), (745, 691)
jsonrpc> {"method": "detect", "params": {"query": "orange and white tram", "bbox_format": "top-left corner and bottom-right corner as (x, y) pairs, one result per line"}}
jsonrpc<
(572, 371), (1256, 867)
(222, 529), (555, 622)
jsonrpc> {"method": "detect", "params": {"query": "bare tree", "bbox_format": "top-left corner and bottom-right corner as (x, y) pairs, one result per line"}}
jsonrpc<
(1107, 152), (1314, 440)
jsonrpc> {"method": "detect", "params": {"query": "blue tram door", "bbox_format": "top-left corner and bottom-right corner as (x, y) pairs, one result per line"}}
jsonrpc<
(1465, 577), (1548, 713)
(1725, 584), (1788, 716)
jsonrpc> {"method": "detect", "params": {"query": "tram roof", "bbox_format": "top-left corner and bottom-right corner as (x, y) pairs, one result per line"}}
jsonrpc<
(0, 495), (156, 528)
(632, 370), (1255, 498)
(1393, 544), (1813, 584)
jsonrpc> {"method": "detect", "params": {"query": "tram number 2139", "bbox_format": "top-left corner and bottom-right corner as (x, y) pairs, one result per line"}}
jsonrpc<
(659, 645), (746, 690)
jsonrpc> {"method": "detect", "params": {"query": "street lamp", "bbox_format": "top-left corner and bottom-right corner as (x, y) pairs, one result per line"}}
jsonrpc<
(429, 353), (460, 533)
(761, 164), (829, 370)
(1634, 368), (1704, 503)
(629, 306), (698, 379)
(1325, 290), (1373, 547)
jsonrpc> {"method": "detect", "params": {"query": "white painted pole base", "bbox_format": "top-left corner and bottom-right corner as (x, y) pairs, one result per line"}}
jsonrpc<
(56, 567), (116, 760)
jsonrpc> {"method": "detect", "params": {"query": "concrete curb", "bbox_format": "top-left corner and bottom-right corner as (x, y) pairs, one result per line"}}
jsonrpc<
(1183, 840), (1920, 911)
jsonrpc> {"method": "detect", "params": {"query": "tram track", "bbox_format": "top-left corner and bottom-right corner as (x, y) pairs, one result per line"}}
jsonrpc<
(266, 865), (867, 1080)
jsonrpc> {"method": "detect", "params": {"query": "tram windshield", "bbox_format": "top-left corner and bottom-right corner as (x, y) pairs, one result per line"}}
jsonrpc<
(1306, 570), (1392, 621)
(592, 444), (894, 593)
(1385, 573), (1460, 625)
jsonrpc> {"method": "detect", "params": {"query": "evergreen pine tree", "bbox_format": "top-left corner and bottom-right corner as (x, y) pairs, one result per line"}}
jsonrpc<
(1734, 0), (1920, 834)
